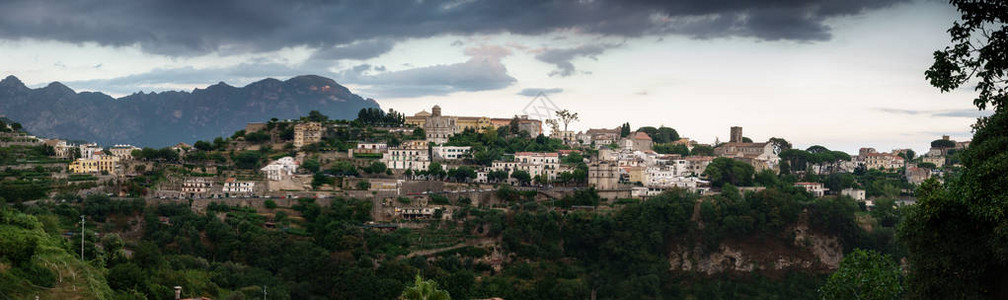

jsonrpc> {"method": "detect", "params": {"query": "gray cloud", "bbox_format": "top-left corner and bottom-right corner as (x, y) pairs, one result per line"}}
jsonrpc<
(65, 46), (517, 98)
(517, 88), (563, 97)
(536, 44), (621, 77)
(344, 46), (517, 98)
(310, 39), (396, 61)
(877, 107), (994, 119)
(0, 0), (906, 57)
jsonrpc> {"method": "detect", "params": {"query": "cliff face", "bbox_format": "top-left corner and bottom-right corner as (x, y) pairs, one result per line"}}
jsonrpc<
(0, 75), (380, 146)
(670, 215), (843, 275)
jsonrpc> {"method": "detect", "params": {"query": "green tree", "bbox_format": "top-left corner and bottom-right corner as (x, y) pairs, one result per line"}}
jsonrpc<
(307, 110), (329, 123)
(702, 158), (755, 188)
(930, 139), (956, 148)
(555, 109), (579, 133)
(193, 140), (213, 151)
(690, 144), (715, 156)
(819, 249), (903, 300)
(302, 158), (321, 173)
(511, 170), (532, 186)
(899, 1), (1008, 297)
(428, 162), (446, 179)
(412, 128), (426, 140)
(400, 274), (451, 300)
(925, 0), (1008, 111)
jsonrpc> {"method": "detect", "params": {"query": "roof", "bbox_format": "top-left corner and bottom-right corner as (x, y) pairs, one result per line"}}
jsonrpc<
(632, 132), (652, 140)
(794, 182), (822, 186)
(515, 152), (558, 157)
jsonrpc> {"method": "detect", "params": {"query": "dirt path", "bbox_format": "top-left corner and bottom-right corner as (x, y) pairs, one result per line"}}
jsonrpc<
(404, 237), (497, 258)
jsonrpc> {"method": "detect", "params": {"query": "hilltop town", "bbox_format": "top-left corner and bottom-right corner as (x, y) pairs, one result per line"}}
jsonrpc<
(3, 104), (964, 211)
(0, 106), (970, 298)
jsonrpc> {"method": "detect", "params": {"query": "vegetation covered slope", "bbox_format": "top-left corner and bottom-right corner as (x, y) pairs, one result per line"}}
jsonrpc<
(0, 207), (113, 300)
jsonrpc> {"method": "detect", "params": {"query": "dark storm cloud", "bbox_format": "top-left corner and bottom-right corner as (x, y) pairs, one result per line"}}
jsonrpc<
(518, 88), (564, 97)
(535, 44), (621, 77)
(0, 0), (906, 56)
(310, 39), (397, 61)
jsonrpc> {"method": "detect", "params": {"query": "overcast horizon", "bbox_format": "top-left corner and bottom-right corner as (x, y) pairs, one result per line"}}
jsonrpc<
(0, 0), (989, 154)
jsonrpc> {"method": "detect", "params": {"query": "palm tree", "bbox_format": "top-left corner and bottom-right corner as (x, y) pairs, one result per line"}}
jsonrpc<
(400, 274), (451, 300)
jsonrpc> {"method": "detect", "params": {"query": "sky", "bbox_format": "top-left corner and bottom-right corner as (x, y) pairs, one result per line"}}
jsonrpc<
(0, 0), (990, 154)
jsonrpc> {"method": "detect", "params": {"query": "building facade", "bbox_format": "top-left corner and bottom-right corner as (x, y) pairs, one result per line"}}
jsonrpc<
(68, 155), (120, 174)
(588, 160), (619, 190)
(261, 157), (299, 181)
(382, 140), (431, 170)
(294, 122), (322, 148)
(432, 146), (471, 160)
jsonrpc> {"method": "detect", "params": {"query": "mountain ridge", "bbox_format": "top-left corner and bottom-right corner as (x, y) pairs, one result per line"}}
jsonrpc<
(0, 74), (380, 146)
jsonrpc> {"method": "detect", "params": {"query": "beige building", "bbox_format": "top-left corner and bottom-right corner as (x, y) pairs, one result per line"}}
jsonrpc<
(294, 122), (322, 148)
(109, 144), (140, 160)
(857, 151), (904, 170)
(922, 155), (945, 168)
(588, 160), (620, 190)
(406, 105), (543, 142)
(68, 155), (120, 174)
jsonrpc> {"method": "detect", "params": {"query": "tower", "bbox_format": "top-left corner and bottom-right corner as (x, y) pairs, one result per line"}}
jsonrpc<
(730, 126), (743, 143)
(432, 105), (441, 117)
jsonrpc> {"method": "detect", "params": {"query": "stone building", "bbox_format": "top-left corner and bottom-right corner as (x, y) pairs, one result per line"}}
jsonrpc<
(588, 160), (620, 190)
(423, 105), (457, 144)
(294, 122), (322, 148)
(109, 144), (140, 160)
(406, 105), (543, 142)
(713, 127), (779, 171)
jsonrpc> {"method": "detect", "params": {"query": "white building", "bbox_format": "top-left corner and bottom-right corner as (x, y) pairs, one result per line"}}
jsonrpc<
(356, 143), (388, 153)
(432, 146), (471, 160)
(382, 141), (430, 170)
(78, 143), (103, 160)
(491, 152), (564, 181)
(841, 188), (866, 201)
(222, 178), (256, 197)
(261, 157), (299, 181)
(795, 182), (827, 197)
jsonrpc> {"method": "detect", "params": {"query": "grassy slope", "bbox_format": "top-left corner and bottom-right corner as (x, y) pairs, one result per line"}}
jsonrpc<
(0, 209), (113, 300)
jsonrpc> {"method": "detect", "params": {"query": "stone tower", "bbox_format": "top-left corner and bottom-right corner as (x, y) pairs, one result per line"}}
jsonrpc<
(730, 126), (743, 143)
(432, 105), (442, 117)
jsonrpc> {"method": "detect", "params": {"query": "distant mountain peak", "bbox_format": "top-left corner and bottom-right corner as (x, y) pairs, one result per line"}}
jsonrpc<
(1, 75), (27, 89)
(42, 81), (75, 95)
(0, 74), (380, 146)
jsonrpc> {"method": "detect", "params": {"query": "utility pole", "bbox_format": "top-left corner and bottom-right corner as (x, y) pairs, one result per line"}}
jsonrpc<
(79, 215), (85, 261)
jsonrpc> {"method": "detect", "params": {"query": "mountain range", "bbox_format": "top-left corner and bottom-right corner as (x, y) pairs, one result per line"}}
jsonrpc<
(0, 75), (380, 147)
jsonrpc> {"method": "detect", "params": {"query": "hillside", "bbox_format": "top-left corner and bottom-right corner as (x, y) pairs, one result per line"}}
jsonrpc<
(0, 75), (380, 147)
(0, 208), (114, 299)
